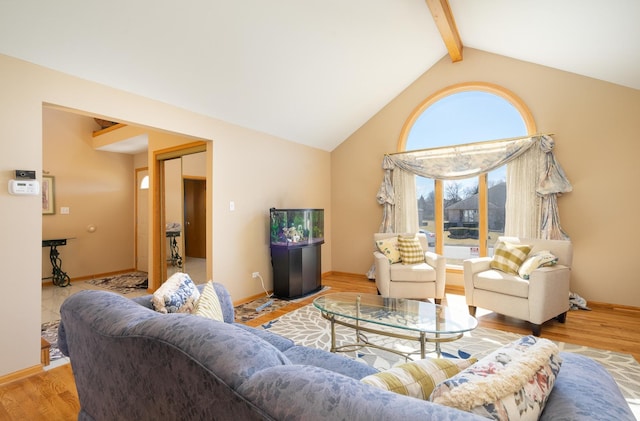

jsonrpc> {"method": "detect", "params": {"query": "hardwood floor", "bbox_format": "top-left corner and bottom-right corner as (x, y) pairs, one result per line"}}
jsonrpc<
(1, 273), (638, 420)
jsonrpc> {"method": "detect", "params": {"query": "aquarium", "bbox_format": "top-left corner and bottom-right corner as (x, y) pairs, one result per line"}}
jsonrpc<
(270, 208), (324, 247)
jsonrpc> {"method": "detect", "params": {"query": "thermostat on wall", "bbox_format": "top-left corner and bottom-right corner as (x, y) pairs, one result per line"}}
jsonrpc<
(8, 179), (40, 195)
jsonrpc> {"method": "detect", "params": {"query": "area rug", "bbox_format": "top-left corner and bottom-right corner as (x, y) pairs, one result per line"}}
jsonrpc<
(261, 303), (640, 401)
(85, 271), (148, 294)
(234, 286), (330, 323)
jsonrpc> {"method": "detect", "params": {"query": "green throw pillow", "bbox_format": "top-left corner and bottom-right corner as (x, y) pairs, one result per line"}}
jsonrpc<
(397, 235), (425, 264)
(490, 241), (532, 275)
(361, 357), (477, 400)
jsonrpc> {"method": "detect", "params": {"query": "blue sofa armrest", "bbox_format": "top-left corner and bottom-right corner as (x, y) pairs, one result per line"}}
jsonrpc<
(540, 352), (635, 421)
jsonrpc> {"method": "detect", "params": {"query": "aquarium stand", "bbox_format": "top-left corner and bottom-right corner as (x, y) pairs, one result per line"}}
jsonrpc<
(270, 242), (322, 300)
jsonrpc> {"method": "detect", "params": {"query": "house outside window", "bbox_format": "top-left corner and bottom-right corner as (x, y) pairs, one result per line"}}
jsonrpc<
(403, 84), (533, 267)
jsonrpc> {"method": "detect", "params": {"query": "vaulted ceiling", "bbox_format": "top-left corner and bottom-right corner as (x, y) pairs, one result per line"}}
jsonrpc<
(1, 0), (639, 151)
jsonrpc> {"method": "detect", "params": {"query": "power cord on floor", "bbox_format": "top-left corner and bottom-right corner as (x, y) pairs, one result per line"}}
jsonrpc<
(256, 273), (273, 298)
(255, 273), (274, 312)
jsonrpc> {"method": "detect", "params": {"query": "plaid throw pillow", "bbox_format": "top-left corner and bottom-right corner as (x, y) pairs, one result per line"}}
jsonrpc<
(397, 235), (425, 264)
(361, 357), (477, 400)
(490, 241), (532, 275)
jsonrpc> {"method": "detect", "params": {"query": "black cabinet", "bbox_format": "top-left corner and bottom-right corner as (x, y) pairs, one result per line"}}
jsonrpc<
(271, 243), (322, 299)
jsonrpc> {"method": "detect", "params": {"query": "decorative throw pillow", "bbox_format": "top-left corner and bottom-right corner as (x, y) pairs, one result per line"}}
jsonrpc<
(397, 235), (425, 264)
(375, 236), (402, 264)
(152, 272), (200, 314)
(361, 357), (477, 400)
(490, 241), (532, 275)
(194, 280), (224, 321)
(430, 336), (562, 420)
(518, 251), (558, 280)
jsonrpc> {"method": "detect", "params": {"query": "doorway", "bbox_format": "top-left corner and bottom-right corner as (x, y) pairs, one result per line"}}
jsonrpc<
(184, 178), (206, 259)
(151, 142), (210, 290)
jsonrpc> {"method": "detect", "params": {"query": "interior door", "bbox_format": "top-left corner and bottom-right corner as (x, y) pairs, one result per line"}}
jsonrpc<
(136, 169), (149, 272)
(184, 178), (206, 258)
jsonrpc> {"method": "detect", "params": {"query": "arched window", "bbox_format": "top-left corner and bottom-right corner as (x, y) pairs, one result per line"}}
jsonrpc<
(400, 83), (536, 267)
(139, 175), (149, 190)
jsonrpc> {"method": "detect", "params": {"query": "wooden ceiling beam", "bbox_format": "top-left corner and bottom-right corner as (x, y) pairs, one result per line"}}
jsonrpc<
(425, 0), (463, 62)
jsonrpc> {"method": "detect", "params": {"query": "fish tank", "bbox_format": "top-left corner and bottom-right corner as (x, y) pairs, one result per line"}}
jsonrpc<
(270, 208), (324, 247)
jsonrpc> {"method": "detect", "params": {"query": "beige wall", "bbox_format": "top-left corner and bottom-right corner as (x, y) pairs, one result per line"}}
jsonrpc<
(0, 53), (331, 377)
(331, 48), (640, 308)
(41, 109), (135, 279)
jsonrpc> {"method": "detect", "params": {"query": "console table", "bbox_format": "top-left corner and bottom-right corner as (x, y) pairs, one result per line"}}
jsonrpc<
(166, 231), (183, 268)
(42, 238), (72, 287)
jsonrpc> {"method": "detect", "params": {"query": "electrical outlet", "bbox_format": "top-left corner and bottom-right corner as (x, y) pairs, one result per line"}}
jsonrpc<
(252, 272), (260, 279)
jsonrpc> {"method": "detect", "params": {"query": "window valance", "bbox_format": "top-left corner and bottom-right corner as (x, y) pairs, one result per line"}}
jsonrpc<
(377, 135), (572, 240)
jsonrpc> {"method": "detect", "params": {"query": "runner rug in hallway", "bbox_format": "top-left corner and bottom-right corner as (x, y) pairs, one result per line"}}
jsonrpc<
(85, 271), (148, 294)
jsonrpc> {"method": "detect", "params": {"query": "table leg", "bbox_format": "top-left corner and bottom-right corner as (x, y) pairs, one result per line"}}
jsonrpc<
(329, 315), (337, 353)
(49, 245), (71, 287)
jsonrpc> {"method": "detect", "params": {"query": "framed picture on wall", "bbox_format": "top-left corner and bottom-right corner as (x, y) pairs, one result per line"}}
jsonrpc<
(42, 175), (55, 215)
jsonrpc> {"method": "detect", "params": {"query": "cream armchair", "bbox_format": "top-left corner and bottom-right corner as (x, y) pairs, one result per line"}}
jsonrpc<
(373, 232), (446, 303)
(463, 236), (572, 336)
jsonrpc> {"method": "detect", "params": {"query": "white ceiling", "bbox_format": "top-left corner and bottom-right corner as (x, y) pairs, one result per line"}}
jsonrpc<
(1, 0), (639, 152)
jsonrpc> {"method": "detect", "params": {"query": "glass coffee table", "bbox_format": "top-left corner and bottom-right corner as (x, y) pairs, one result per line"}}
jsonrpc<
(313, 293), (477, 359)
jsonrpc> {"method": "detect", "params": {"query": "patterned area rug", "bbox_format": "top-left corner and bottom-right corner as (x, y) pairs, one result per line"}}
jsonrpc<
(261, 304), (640, 401)
(85, 272), (148, 294)
(234, 286), (330, 323)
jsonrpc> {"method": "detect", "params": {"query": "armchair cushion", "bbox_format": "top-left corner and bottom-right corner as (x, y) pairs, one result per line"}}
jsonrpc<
(490, 241), (532, 275)
(390, 263), (437, 282)
(375, 236), (402, 264)
(397, 235), (425, 264)
(473, 270), (529, 298)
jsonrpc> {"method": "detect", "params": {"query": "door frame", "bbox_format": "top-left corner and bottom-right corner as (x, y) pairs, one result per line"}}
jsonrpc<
(150, 141), (210, 291)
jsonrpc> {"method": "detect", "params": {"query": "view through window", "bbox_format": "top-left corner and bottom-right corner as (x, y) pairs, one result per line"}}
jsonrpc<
(406, 89), (527, 266)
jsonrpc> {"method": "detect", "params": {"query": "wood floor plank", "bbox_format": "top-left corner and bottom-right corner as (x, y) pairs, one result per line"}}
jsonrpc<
(1, 273), (637, 420)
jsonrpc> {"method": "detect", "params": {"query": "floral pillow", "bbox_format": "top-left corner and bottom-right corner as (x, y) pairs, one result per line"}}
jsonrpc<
(430, 335), (562, 420)
(152, 272), (200, 314)
(518, 251), (558, 280)
(375, 236), (402, 264)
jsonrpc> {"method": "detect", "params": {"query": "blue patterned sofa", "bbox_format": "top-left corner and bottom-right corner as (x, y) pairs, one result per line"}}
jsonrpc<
(58, 283), (634, 421)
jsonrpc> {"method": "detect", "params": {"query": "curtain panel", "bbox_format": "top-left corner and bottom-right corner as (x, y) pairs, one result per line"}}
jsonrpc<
(376, 135), (571, 240)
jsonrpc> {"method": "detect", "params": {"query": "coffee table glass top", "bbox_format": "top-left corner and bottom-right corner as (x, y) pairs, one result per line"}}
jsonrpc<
(313, 292), (477, 335)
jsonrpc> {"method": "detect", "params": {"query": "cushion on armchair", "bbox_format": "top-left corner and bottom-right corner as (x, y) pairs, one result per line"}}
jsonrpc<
(518, 251), (558, 280)
(490, 241), (532, 275)
(397, 235), (425, 264)
(375, 236), (402, 264)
